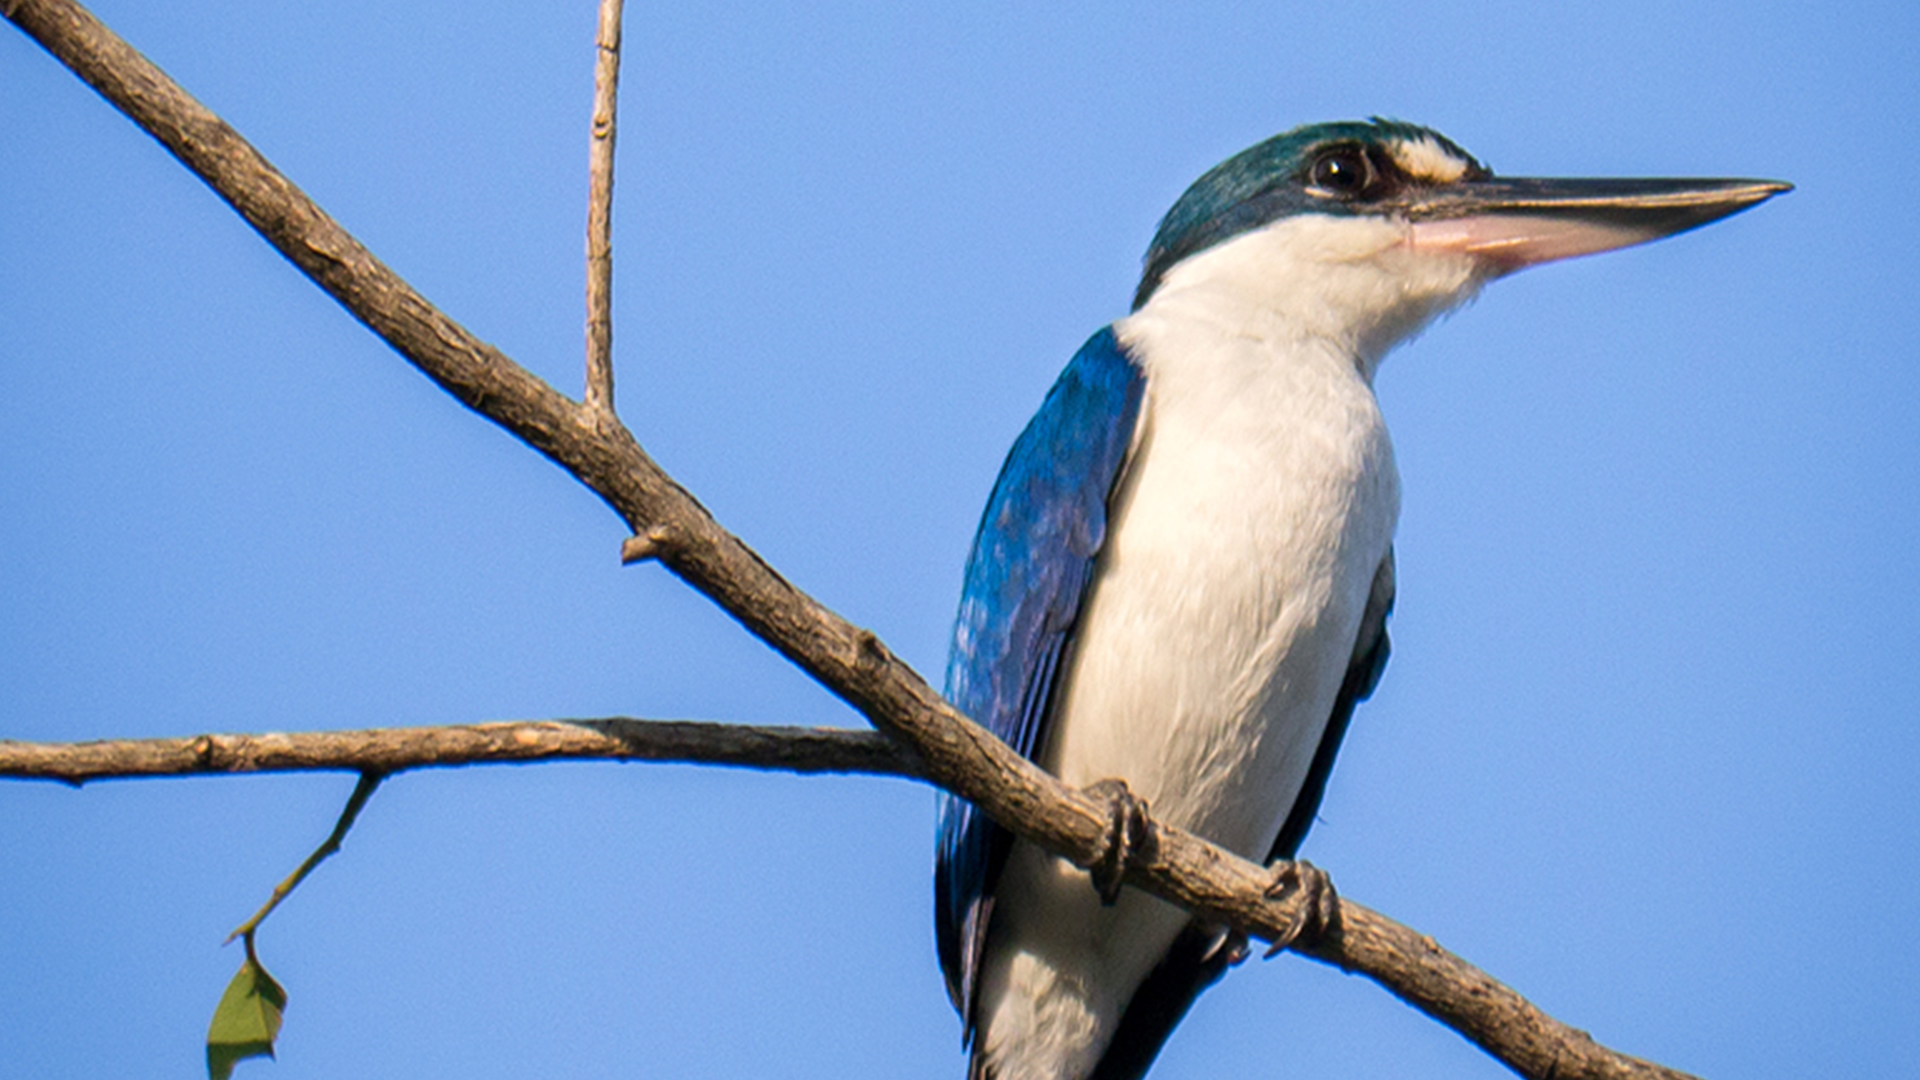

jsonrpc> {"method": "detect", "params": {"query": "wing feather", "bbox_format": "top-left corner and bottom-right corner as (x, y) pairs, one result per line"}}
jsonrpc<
(933, 326), (1146, 1032)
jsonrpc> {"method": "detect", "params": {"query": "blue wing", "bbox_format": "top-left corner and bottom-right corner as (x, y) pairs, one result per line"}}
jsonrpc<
(933, 326), (1146, 1030)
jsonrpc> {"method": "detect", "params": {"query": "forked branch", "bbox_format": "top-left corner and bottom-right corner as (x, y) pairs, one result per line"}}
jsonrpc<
(2, 2), (1697, 1078)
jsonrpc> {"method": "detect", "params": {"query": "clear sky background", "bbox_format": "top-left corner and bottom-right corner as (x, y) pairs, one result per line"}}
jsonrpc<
(3, 1), (1915, 1077)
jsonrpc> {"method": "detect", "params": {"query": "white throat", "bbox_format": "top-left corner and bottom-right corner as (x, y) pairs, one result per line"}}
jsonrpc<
(1139, 211), (1489, 380)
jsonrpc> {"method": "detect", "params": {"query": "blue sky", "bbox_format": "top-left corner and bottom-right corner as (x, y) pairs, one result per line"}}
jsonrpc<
(3, 1), (1915, 1077)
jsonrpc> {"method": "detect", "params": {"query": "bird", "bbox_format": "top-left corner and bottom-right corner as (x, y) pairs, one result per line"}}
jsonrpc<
(932, 118), (1787, 1080)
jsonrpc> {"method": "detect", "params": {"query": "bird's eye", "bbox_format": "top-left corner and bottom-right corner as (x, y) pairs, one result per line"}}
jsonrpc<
(1308, 147), (1375, 199)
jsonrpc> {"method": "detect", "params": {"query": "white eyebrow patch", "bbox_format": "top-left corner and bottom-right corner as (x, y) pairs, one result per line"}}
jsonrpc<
(1386, 136), (1471, 183)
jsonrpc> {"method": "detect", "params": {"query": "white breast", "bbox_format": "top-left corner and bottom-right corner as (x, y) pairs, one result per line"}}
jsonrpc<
(1046, 307), (1399, 854)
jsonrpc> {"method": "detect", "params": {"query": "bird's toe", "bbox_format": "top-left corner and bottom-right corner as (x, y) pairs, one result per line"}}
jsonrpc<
(1261, 859), (1339, 957)
(1084, 778), (1154, 906)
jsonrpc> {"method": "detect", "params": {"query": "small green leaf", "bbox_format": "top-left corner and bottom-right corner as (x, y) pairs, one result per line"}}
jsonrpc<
(206, 954), (287, 1080)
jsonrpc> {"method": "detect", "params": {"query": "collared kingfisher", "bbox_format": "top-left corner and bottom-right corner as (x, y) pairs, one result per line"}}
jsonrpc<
(933, 119), (1786, 1080)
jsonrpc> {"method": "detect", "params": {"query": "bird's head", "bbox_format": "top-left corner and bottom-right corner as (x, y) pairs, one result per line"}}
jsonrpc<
(1131, 119), (1788, 367)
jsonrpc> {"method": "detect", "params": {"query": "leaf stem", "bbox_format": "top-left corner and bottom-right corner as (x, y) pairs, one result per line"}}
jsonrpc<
(226, 771), (385, 944)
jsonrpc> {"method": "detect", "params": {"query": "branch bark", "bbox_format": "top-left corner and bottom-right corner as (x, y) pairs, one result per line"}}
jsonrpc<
(2, 3), (1697, 1078)
(584, 0), (624, 418)
(0, 721), (922, 785)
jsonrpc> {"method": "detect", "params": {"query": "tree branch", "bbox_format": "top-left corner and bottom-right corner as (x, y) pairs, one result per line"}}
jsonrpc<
(0, 720), (923, 785)
(1, 3), (1698, 1078)
(584, 0), (623, 418)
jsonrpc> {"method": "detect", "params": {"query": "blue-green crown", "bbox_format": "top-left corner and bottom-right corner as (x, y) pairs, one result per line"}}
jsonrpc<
(1133, 119), (1485, 309)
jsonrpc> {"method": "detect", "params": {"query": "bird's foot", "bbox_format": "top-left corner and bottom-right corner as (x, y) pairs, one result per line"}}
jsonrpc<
(1260, 860), (1339, 958)
(1084, 778), (1154, 906)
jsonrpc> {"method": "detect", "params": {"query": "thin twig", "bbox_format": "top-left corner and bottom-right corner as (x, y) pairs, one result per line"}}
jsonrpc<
(0, 720), (923, 784)
(1, 4), (1699, 1077)
(227, 771), (385, 944)
(583, 0), (623, 418)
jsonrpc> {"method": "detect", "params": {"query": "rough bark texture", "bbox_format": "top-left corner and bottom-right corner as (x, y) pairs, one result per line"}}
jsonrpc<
(2, 3), (1701, 1078)
(0, 721), (922, 785)
(583, 0), (623, 417)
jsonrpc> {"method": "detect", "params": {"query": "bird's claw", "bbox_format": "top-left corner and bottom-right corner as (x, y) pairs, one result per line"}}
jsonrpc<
(1085, 778), (1154, 906)
(1260, 859), (1338, 958)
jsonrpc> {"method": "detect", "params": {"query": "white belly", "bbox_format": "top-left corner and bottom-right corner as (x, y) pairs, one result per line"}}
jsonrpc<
(971, 311), (1399, 1080)
(1046, 328), (1398, 853)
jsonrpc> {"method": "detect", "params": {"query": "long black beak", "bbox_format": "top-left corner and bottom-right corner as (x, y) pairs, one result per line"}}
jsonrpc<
(1404, 176), (1792, 272)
